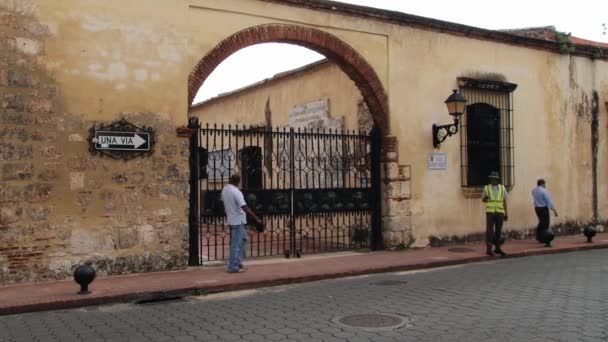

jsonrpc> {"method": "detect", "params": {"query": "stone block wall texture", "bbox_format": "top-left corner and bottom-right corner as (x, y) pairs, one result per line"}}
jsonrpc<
(380, 136), (413, 248)
(0, 6), (189, 284)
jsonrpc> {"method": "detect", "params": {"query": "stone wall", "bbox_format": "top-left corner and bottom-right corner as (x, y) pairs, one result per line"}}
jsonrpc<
(380, 136), (413, 248)
(0, 5), (189, 284)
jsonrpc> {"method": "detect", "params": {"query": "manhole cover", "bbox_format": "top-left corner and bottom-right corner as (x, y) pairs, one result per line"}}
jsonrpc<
(372, 280), (408, 286)
(448, 247), (475, 253)
(333, 313), (407, 331)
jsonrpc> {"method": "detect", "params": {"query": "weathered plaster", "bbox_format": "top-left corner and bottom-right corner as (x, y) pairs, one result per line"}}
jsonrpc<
(0, 5), (189, 283)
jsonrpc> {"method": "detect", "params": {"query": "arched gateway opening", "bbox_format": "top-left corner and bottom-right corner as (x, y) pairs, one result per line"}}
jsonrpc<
(186, 24), (389, 266)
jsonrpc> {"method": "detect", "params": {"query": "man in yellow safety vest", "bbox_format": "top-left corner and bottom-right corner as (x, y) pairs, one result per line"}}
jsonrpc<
(482, 171), (508, 257)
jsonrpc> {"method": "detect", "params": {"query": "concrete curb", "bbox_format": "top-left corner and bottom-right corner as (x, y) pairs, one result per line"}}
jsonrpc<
(1, 242), (606, 316)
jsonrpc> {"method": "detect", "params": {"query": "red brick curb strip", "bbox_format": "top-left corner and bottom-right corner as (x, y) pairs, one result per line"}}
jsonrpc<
(1, 239), (607, 316)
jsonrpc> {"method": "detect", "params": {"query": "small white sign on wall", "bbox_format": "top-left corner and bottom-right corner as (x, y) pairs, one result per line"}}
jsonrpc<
(428, 153), (446, 170)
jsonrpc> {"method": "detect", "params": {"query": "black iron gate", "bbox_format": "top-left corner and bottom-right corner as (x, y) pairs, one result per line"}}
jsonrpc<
(188, 118), (382, 265)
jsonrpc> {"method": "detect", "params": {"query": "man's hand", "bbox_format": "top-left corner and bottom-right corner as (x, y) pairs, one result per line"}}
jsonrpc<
(243, 205), (263, 226)
(250, 215), (263, 227)
(504, 215), (508, 222)
(552, 209), (559, 217)
(253, 217), (265, 233)
(482, 196), (489, 203)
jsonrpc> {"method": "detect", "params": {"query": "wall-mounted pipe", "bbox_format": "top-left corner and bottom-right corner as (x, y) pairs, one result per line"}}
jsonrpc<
(591, 90), (599, 222)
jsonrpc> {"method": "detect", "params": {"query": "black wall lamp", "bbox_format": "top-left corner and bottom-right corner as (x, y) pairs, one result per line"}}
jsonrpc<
(432, 89), (467, 148)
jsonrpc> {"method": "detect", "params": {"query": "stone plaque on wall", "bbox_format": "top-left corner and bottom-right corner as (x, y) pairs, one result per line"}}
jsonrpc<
(428, 153), (447, 170)
(288, 98), (343, 130)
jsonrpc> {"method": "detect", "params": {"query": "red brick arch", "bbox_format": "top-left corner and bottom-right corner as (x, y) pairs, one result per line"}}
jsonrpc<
(188, 24), (389, 134)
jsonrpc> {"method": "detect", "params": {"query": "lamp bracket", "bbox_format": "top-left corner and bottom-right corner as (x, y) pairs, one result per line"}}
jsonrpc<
(432, 119), (459, 148)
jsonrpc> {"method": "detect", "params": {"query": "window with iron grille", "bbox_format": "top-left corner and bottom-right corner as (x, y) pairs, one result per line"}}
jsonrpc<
(458, 78), (517, 192)
(207, 148), (234, 181)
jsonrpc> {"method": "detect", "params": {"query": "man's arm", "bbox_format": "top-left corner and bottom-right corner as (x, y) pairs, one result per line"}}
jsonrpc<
(234, 190), (262, 225)
(242, 205), (262, 225)
(544, 191), (558, 217)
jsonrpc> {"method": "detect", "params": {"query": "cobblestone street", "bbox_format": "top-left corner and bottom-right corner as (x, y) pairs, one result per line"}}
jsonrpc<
(1, 249), (607, 342)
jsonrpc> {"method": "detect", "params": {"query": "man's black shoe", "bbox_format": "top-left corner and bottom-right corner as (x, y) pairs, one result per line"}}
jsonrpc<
(486, 247), (494, 257)
(494, 249), (507, 257)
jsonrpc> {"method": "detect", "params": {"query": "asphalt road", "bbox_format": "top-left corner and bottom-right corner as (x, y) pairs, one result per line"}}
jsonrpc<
(1, 249), (607, 342)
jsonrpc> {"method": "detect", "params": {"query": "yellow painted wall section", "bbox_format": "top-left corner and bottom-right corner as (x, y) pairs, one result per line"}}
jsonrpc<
(592, 60), (608, 226)
(189, 61), (364, 130)
(34, 0), (389, 124)
(388, 25), (608, 245)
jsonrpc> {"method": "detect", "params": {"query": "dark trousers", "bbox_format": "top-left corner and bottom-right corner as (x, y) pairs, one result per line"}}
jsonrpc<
(535, 207), (550, 241)
(486, 213), (504, 248)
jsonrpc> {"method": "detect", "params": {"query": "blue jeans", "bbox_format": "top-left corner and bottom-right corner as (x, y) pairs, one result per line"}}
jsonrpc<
(228, 224), (246, 272)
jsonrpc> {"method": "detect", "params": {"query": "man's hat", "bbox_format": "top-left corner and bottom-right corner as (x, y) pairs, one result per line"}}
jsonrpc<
(488, 171), (500, 179)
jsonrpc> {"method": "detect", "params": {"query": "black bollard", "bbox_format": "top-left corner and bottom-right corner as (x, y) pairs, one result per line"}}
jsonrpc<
(494, 236), (505, 247)
(73, 261), (96, 295)
(583, 226), (597, 243)
(539, 229), (554, 247)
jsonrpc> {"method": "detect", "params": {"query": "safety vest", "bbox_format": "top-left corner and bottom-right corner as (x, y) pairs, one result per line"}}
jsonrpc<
(484, 184), (506, 214)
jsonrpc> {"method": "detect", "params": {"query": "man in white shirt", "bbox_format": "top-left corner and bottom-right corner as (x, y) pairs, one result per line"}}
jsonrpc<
(221, 174), (262, 273)
(531, 178), (558, 243)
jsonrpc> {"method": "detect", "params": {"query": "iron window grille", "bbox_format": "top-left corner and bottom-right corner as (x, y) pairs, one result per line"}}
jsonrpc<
(207, 148), (234, 181)
(458, 78), (517, 192)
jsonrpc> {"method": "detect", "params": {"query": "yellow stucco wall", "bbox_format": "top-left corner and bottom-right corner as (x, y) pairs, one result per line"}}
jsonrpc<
(34, 0), (391, 122)
(1, 0), (607, 283)
(388, 25), (608, 245)
(189, 60), (364, 130)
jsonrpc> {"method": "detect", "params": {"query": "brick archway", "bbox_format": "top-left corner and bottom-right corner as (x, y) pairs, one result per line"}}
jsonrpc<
(188, 24), (389, 134)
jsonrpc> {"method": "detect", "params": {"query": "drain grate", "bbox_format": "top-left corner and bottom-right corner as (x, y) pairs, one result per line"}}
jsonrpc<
(372, 280), (408, 286)
(134, 295), (184, 305)
(333, 313), (407, 331)
(448, 247), (475, 253)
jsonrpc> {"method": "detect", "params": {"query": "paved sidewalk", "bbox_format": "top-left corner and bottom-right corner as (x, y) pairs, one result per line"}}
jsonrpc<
(1, 233), (606, 316)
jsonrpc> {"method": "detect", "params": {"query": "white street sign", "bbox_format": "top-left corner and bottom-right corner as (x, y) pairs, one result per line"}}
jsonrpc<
(94, 131), (151, 151)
